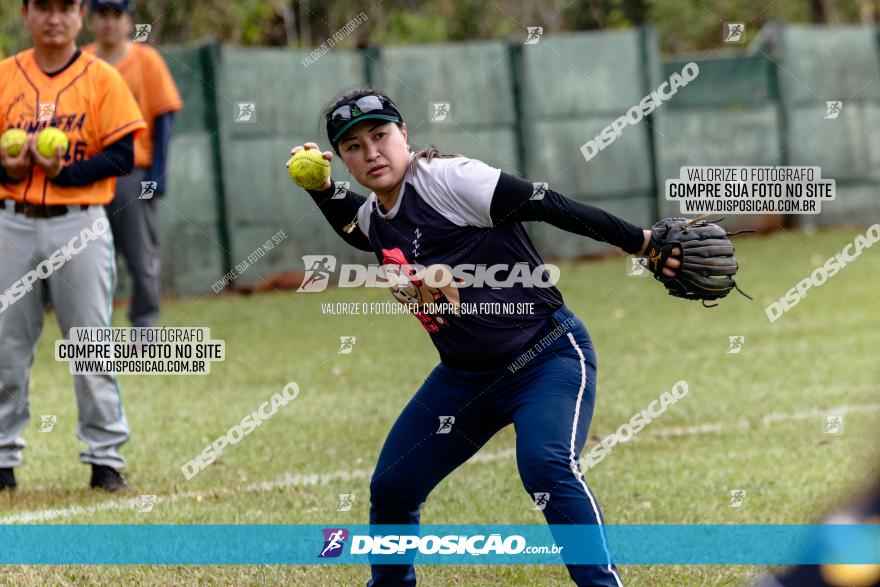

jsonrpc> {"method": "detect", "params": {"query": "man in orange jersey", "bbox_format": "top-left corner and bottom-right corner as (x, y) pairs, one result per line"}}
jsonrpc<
(0, 0), (146, 492)
(86, 0), (182, 328)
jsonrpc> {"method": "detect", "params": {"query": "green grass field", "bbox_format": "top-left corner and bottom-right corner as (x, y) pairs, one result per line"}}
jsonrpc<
(2, 226), (878, 586)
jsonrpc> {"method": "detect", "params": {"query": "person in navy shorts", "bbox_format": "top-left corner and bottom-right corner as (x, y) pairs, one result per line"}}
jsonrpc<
(288, 89), (681, 587)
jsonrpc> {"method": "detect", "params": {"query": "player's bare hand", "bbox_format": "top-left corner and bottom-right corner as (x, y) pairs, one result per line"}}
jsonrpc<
(0, 139), (34, 181)
(30, 136), (64, 180)
(286, 142), (333, 191)
(287, 142), (334, 164)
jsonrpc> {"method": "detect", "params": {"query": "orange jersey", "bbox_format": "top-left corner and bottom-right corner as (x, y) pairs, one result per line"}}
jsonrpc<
(0, 49), (146, 206)
(85, 43), (183, 168)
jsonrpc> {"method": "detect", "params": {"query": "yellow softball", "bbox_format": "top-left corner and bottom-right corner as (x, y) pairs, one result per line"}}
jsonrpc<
(36, 127), (69, 159)
(0, 129), (27, 157)
(288, 148), (330, 190)
(820, 564), (880, 586)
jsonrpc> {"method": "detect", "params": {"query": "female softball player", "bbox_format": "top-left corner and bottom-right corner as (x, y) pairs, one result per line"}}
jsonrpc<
(288, 89), (680, 587)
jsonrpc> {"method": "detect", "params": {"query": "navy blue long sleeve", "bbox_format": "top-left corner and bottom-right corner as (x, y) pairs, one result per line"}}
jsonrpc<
(489, 172), (646, 254)
(306, 181), (373, 252)
(147, 112), (173, 194)
(51, 133), (135, 188)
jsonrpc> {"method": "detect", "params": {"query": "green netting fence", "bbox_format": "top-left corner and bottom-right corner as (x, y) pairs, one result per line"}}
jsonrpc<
(117, 24), (880, 297)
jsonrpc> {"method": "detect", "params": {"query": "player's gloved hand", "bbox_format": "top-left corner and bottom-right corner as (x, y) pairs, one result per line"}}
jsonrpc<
(0, 136), (34, 181)
(286, 142), (332, 191)
(642, 217), (752, 306)
(638, 228), (681, 278)
(30, 135), (64, 180)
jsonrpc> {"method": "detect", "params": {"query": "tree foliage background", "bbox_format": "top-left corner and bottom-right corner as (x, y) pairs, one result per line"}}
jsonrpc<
(1, 0), (877, 57)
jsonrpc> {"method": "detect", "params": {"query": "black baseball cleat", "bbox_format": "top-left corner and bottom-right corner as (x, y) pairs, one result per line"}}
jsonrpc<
(89, 465), (128, 492)
(0, 467), (16, 491)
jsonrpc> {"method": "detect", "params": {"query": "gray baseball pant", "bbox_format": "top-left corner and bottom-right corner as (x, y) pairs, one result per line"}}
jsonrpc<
(0, 201), (129, 469)
(105, 168), (161, 328)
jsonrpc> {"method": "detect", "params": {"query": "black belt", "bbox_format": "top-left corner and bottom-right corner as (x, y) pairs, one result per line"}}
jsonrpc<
(9, 202), (91, 219)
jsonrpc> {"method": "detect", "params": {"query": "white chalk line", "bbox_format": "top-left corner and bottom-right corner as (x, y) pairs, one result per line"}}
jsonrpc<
(0, 448), (517, 524)
(1, 402), (876, 523)
(647, 402), (880, 439)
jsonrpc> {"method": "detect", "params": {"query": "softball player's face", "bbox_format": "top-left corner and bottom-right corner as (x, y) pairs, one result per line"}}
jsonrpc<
(24, 0), (84, 49)
(338, 121), (409, 193)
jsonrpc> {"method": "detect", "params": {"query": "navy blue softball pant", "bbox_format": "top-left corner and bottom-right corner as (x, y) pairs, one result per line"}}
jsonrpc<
(367, 305), (623, 587)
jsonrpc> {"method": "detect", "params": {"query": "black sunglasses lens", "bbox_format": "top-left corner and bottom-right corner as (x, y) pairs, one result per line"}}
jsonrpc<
(353, 95), (385, 113)
(330, 95), (386, 122)
(330, 106), (351, 122)
(328, 95), (400, 143)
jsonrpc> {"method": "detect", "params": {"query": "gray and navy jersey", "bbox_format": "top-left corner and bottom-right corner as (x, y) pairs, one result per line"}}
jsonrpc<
(307, 151), (645, 370)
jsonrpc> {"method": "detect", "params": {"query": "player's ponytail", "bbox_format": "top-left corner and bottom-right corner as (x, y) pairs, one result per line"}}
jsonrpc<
(409, 146), (465, 176)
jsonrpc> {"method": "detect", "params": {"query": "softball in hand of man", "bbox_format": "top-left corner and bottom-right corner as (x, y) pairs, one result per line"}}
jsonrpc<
(36, 127), (69, 158)
(287, 145), (331, 190)
(0, 129), (28, 157)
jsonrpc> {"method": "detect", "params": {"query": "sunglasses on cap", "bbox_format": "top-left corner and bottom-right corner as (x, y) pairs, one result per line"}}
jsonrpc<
(327, 95), (403, 145)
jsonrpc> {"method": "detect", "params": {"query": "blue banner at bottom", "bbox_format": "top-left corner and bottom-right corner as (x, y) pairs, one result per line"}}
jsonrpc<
(0, 524), (877, 565)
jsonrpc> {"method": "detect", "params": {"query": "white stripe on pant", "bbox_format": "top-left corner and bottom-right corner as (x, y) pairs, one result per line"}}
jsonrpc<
(566, 331), (623, 587)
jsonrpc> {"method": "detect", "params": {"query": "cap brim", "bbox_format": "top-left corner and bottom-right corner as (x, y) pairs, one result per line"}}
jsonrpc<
(331, 115), (401, 144)
(91, 1), (128, 11)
